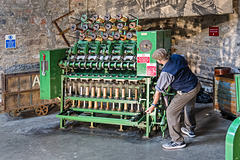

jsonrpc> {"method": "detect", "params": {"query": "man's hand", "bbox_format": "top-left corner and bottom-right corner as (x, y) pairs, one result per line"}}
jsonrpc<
(145, 105), (155, 114)
(145, 91), (161, 114)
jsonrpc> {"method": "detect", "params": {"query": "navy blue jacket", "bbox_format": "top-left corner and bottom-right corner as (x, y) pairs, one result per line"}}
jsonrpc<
(155, 54), (198, 93)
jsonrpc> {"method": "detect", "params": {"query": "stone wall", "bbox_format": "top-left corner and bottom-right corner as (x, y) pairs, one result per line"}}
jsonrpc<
(0, 0), (239, 88)
(70, 0), (240, 83)
(0, 0), (69, 76)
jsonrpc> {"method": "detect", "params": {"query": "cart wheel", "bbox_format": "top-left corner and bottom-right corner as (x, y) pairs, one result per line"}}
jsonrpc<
(8, 110), (22, 117)
(35, 105), (49, 116)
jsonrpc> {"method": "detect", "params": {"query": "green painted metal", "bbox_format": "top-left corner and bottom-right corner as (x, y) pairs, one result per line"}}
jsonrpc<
(70, 107), (141, 116)
(235, 74), (240, 115)
(73, 39), (136, 55)
(56, 76), (171, 138)
(136, 30), (171, 76)
(56, 113), (145, 127)
(163, 30), (172, 53)
(225, 117), (240, 160)
(40, 14), (173, 137)
(59, 61), (135, 70)
(40, 19), (172, 137)
(60, 75), (65, 129)
(145, 78), (151, 138)
(40, 48), (67, 99)
(65, 74), (143, 80)
(66, 96), (139, 104)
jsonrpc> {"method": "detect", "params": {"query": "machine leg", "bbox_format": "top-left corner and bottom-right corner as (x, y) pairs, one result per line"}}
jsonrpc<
(143, 78), (151, 138)
(60, 75), (66, 129)
(60, 118), (66, 129)
(119, 125), (123, 132)
(143, 114), (150, 138)
(119, 115), (124, 131)
(90, 113), (95, 128)
(90, 122), (95, 129)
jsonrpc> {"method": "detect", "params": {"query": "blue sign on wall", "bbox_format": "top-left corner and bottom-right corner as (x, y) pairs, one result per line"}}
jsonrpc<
(5, 34), (16, 49)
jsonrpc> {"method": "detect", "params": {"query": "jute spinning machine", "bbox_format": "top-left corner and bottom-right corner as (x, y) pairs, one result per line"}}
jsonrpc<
(40, 13), (171, 137)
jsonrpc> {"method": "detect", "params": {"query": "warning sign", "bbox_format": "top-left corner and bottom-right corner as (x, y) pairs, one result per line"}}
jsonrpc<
(5, 34), (16, 48)
(209, 27), (219, 36)
(147, 63), (156, 76)
(137, 54), (150, 63)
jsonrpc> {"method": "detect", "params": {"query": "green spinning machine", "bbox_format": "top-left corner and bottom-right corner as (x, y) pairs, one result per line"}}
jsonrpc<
(40, 14), (172, 138)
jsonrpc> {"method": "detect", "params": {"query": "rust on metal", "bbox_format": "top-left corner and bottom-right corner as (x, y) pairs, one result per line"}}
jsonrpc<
(52, 10), (74, 47)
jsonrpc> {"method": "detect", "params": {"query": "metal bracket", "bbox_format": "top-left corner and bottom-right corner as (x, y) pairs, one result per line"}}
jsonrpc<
(52, 10), (74, 47)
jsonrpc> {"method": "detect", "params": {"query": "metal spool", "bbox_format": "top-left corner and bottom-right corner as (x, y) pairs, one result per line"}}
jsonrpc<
(113, 32), (121, 40)
(82, 24), (94, 32)
(102, 33), (109, 40)
(126, 32), (137, 41)
(93, 24), (106, 32)
(117, 23), (129, 31)
(81, 15), (88, 22)
(85, 86), (90, 97)
(124, 103), (128, 111)
(109, 87), (113, 99)
(114, 32), (126, 41)
(97, 87), (101, 98)
(105, 23), (117, 31)
(104, 14), (116, 23)
(91, 14), (105, 23)
(104, 14), (111, 21)
(79, 34), (86, 40)
(71, 24), (77, 31)
(91, 15), (99, 21)
(129, 22), (136, 28)
(85, 37), (92, 42)
(105, 23), (112, 30)
(103, 87), (107, 98)
(91, 87), (95, 98)
(134, 25), (142, 31)
(102, 33), (113, 41)
(71, 25), (84, 33)
(93, 23), (100, 30)
(116, 14), (128, 22)
(90, 33), (97, 40)
(126, 32), (133, 39)
(120, 35), (127, 41)
(95, 36), (103, 41)
(117, 23), (124, 29)
(115, 88), (120, 99)
(122, 88), (126, 99)
(129, 22), (142, 31)
(82, 24), (89, 31)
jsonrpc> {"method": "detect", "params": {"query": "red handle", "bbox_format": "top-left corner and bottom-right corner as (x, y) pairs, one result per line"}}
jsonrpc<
(42, 53), (46, 61)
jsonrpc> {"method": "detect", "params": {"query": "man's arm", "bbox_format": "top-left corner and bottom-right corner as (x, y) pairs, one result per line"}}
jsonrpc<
(145, 72), (174, 114)
(145, 91), (161, 113)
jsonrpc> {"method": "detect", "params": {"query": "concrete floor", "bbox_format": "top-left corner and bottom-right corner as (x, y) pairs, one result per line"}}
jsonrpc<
(0, 103), (233, 160)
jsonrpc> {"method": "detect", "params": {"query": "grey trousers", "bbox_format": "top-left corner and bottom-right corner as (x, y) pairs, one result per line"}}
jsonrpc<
(166, 82), (201, 142)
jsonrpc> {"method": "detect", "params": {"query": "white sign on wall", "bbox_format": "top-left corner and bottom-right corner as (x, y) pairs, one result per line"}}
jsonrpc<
(5, 34), (16, 49)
